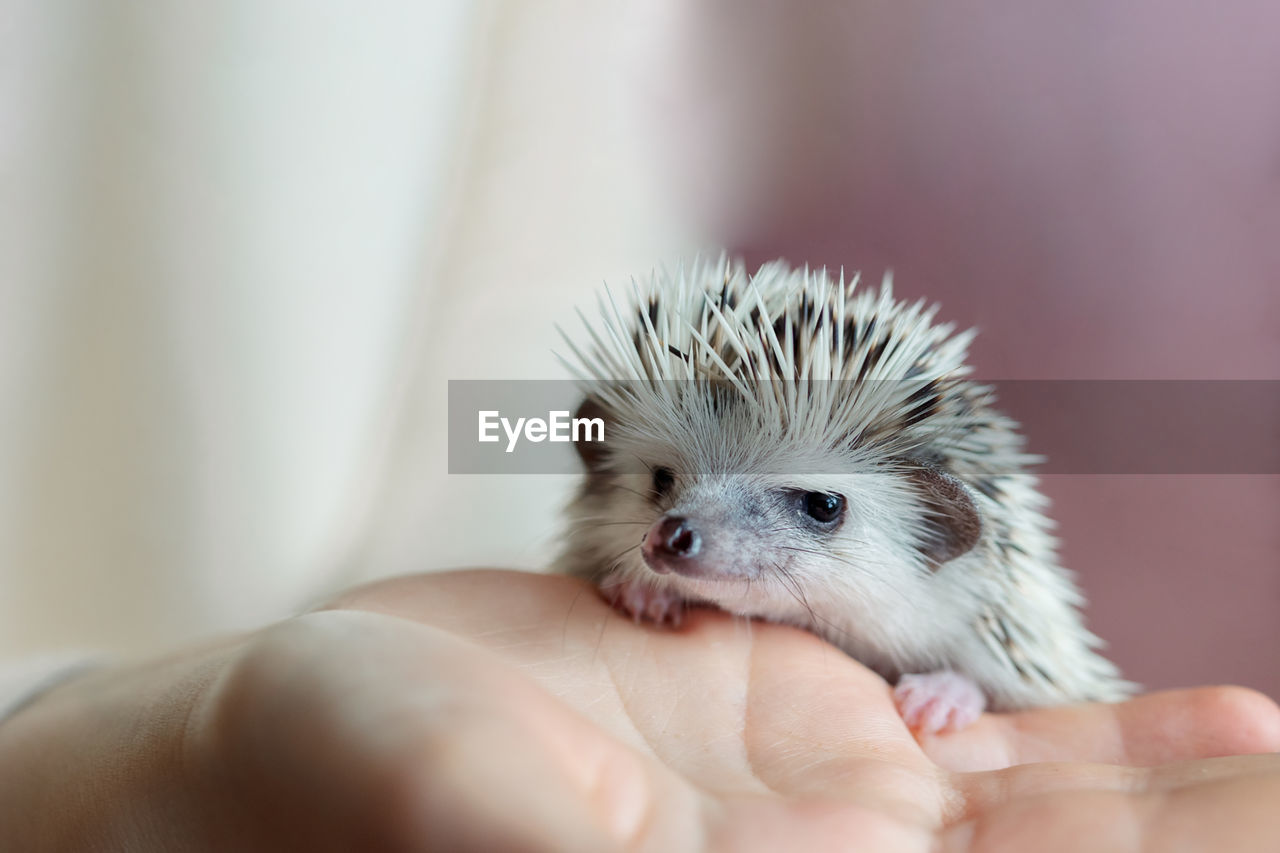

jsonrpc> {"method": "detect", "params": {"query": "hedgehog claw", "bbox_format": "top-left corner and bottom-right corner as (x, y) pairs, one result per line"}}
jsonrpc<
(894, 671), (986, 734)
(603, 579), (686, 627)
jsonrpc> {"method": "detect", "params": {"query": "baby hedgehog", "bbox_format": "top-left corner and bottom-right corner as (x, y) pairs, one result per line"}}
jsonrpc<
(556, 257), (1132, 733)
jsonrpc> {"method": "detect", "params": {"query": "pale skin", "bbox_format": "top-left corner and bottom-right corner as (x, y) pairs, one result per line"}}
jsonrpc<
(1, 569), (1278, 852)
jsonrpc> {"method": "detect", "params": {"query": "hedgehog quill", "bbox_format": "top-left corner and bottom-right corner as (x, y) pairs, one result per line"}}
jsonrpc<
(556, 257), (1133, 734)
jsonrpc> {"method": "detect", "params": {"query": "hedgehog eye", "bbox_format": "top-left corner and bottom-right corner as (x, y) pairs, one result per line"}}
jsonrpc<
(651, 467), (676, 499)
(803, 492), (845, 526)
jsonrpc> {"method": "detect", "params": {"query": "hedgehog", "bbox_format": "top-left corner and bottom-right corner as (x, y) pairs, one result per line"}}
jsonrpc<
(556, 256), (1133, 733)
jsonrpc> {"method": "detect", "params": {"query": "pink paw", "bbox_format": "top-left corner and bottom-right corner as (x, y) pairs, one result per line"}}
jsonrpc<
(602, 579), (686, 627)
(894, 671), (987, 734)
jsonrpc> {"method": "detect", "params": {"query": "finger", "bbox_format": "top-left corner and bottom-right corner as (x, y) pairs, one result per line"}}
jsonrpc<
(205, 610), (635, 852)
(320, 568), (599, 635)
(408, 702), (640, 853)
(372, 611), (936, 853)
(712, 798), (934, 853)
(922, 686), (1280, 772)
(943, 756), (1280, 853)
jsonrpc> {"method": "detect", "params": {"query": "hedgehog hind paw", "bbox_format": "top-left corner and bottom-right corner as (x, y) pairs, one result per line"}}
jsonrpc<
(894, 670), (987, 734)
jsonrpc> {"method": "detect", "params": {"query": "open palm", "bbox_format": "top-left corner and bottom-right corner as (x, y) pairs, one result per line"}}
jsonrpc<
(199, 569), (1279, 852)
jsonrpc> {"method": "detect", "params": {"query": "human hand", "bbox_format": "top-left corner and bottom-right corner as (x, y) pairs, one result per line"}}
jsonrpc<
(2, 569), (1277, 852)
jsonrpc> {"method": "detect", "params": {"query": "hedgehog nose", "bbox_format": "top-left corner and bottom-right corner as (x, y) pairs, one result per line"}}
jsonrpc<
(642, 516), (702, 572)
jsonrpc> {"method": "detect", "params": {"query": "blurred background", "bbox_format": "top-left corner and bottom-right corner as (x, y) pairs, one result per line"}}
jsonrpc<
(1, 1), (1275, 697)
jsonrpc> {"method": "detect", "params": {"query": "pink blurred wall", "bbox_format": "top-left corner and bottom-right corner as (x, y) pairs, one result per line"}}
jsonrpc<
(638, 0), (1279, 697)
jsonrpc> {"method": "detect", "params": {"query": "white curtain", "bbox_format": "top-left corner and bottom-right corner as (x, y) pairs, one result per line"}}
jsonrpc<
(0, 1), (691, 656)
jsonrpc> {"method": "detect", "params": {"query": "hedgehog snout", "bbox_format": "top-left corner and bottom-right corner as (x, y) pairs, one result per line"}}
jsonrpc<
(641, 516), (703, 576)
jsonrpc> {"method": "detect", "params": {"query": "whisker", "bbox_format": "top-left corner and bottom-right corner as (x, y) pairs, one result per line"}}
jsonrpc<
(772, 545), (914, 606)
(770, 559), (859, 645)
(566, 520), (651, 530)
(607, 482), (660, 502)
(569, 514), (654, 524)
(601, 542), (642, 575)
(772, 561), (820, 629)
(628, 453), (656, 475)
(577, 542), (644, 586)
(759, 523), (875, 547)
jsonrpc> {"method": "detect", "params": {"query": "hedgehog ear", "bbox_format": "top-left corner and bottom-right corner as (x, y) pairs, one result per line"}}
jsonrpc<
(905, 465), (982, 567)
(572, 396), (611, 471)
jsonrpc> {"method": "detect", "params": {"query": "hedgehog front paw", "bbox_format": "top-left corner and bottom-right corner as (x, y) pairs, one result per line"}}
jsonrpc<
(602, 579), (686, 627)
(894, 671), (987, 734)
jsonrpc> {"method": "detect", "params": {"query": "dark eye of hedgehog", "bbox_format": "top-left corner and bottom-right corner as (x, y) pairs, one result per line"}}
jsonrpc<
(801, 492), (846, 527)
(651, 466), (675, 499)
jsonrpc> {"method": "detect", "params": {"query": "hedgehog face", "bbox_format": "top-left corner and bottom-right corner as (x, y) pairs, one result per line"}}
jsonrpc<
(636, 469), (848, 581)
(567, 416), (960, 627)
(560, 258), (1014, 628)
